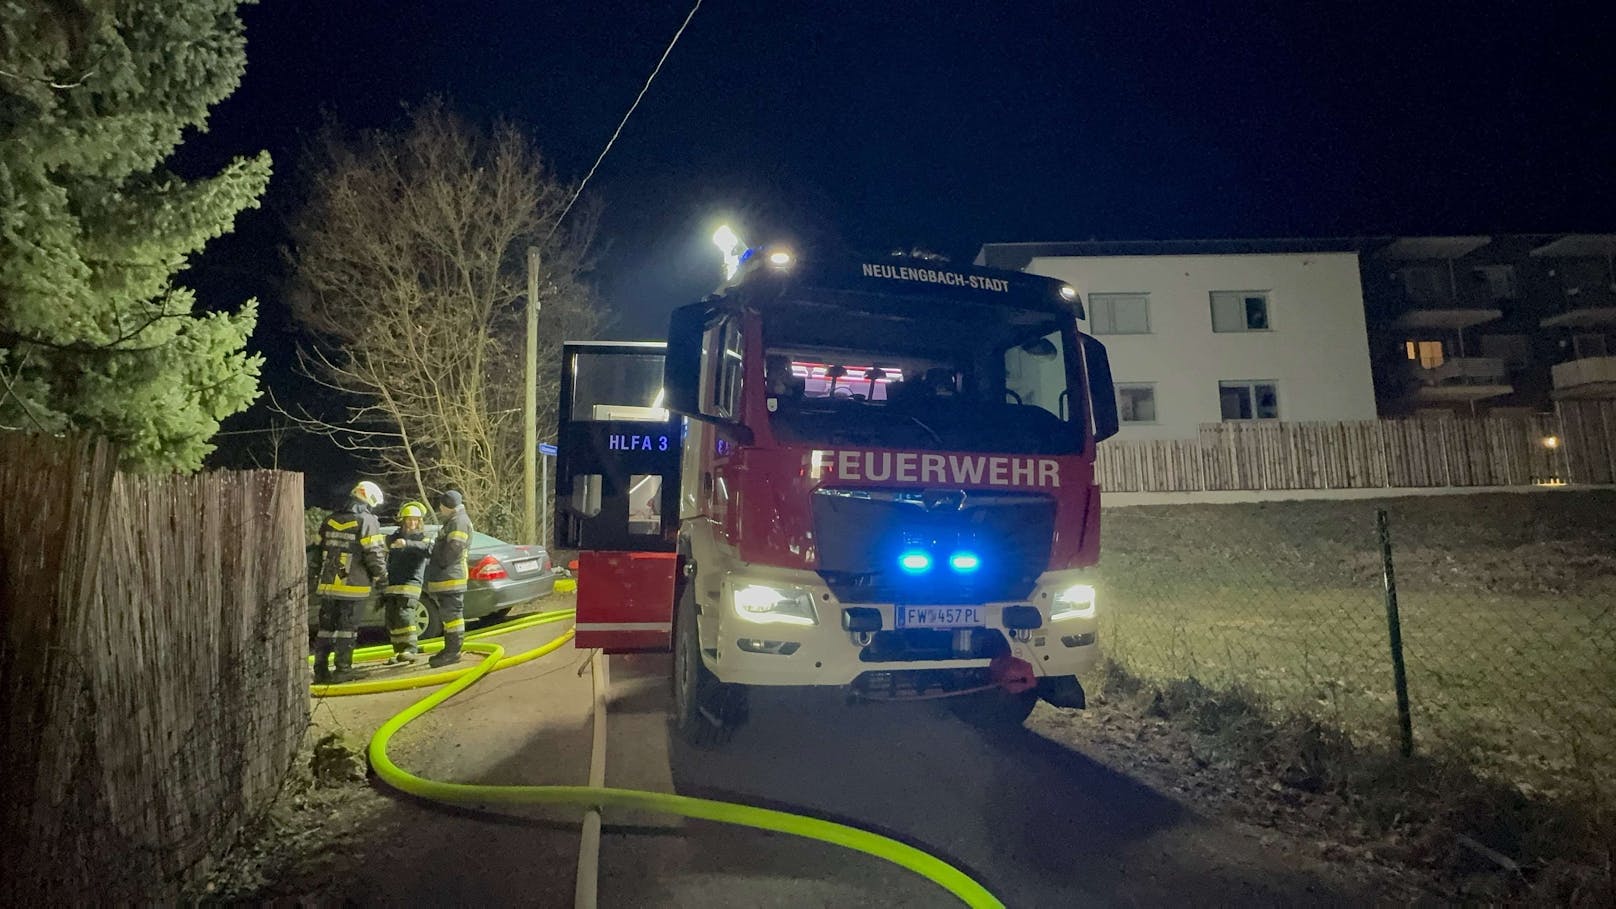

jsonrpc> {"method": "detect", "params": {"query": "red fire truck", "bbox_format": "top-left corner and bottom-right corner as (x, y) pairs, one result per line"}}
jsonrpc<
(556, 250), (1117, 744)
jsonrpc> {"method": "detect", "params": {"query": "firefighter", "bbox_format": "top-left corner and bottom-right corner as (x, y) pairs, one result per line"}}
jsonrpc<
(314, 480), (389, 683)
(425, 490), (473, 668)
(382, 500), (432, 663)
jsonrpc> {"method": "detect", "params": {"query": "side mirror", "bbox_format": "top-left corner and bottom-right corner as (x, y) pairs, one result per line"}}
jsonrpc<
(664, 302), (714, 417)
(664, 302), (756, 445)
(1081, 334), (1119, 443)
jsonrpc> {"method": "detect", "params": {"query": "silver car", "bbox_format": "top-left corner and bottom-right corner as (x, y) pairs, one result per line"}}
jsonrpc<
(308, 526), (564, 636)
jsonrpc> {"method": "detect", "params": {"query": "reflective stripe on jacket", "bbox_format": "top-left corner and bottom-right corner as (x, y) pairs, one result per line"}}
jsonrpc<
(316, 501), (388, 599)
(385, 529), (431, 596)
(425, 506), (472, 593)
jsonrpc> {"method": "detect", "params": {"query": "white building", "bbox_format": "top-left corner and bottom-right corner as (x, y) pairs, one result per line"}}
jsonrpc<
(976, 240), (1379, 440)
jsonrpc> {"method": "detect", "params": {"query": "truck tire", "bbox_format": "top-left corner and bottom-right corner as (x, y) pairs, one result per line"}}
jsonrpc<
(670, 576), (747, 747)
(949, 688), (1038, 730)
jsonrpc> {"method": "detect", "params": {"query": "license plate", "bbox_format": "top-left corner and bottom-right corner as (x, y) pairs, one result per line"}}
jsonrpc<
(895, 606), (986, 628)
(512, 559), (540, 574)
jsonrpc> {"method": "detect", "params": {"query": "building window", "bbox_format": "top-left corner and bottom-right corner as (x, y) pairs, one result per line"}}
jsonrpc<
(1471, 265), (1516, 301)
(1401, 266), (1447, 302)
(1219, 381), (1280, 421)
(1480, 334), (1530, 368)
(1088, 293), (1151, 334)
(1574, 334), (1611, 359)
(1117, 384), (1156, 423)
(1210, 291), (1270, 332)
(1404, 340), (1445, 369)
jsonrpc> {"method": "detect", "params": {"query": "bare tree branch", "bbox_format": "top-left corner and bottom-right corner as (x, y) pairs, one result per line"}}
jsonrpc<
(282, 102), (604, 537)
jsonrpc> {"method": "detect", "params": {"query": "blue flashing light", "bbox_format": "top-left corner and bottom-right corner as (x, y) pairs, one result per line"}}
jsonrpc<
(949, 552), (981, 573)
(738, 247), (757, 264)
(898, 550), (932, 573)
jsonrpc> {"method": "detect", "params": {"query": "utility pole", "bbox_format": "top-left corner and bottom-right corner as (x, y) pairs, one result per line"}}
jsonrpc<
(524, 246), (540, 545)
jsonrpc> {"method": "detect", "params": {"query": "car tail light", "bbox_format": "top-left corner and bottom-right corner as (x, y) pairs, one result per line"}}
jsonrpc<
(470, 555), (507, 581)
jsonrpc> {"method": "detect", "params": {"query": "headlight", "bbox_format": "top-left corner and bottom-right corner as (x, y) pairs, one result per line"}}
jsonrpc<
(732, 584), (818, 626)
(1050, 583), (1096, 621)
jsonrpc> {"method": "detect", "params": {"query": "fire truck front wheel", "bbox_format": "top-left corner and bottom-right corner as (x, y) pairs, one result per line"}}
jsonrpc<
(671, 581), (748, 747)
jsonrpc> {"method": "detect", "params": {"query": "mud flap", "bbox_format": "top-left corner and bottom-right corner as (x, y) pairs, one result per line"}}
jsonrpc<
(1037, 675), (1087, 709)
(574, 551), (677, 652)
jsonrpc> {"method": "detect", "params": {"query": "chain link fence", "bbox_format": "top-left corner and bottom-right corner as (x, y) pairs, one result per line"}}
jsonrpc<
(1094, 491), (1616, 801)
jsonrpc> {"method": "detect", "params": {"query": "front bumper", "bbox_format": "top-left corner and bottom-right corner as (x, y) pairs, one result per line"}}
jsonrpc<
(704, 565), (1100, 687)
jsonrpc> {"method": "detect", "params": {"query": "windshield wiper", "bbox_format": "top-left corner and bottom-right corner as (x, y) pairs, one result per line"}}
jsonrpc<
(900, 413), (944, 447)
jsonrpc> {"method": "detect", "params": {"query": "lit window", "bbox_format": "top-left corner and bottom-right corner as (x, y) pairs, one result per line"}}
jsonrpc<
(1210, 291), (1270, 332)
(1117, 384), (1156, 423)
(1088, 293), (1151, 334)
(1404, 340), (1445, 369)
(1219, 381), (1279, 421)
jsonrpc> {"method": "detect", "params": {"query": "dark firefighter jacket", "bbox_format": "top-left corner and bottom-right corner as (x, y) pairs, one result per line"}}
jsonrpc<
(426, 505), (473, 594)
(317, 501), (388, 599)
(384, 528), (432, 597)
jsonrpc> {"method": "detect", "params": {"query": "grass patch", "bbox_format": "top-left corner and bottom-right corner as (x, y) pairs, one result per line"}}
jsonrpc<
(1083, 492), (1616, 900)
(1098, 583), (1616, 799)
(1096, 660), (1616, 905)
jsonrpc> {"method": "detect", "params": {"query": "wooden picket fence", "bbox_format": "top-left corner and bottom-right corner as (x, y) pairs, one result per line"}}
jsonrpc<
(1557, 398), (1616, 485)
(1094, 409), (1615, 492)
(0, 434), (308, 902)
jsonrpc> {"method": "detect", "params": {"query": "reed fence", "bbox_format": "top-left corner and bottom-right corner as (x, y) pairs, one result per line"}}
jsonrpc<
(0, 433), (308, 902)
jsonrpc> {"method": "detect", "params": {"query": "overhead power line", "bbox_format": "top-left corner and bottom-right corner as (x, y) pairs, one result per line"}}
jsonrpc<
(546, 0), (703, 241)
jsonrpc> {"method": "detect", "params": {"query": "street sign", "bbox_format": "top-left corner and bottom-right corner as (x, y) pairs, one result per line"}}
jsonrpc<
(538, 442), (557, 457)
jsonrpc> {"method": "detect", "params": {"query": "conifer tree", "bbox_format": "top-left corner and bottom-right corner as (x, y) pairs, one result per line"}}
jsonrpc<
(0, 0), (270, 470)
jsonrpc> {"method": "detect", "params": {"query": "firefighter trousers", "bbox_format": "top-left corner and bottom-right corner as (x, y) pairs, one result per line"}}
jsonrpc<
(314, 598), (360, 677)
(436, 591), (466, 657)
(382, 594), (420, 653)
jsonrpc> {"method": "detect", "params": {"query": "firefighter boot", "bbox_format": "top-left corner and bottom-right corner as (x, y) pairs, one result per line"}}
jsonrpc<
(312, 640), (333, 685)
(330, 639), (361, 683)
(428, 632), (463, 668)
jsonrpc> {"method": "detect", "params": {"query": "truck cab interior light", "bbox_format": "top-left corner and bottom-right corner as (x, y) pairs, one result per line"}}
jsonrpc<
(948, 552), (981, 573)
(898, 551), (932, 573)
(1050, 583), (1097, 620)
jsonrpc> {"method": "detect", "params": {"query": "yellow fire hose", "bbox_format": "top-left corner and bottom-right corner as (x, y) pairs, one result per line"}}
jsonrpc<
(312, 609), (1004, 908)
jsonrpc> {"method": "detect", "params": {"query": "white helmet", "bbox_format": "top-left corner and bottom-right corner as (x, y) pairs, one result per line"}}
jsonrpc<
(351, 480), (384, 508)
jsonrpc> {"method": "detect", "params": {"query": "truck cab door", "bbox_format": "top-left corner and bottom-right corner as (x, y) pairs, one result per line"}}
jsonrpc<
(555, 342), (681, 652)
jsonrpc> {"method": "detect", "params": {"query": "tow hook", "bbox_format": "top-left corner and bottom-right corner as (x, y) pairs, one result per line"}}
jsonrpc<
(988, 653), (1037, 693)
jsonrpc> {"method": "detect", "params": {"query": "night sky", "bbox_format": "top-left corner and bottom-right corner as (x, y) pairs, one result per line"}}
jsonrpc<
(187, 0), (1614, 472)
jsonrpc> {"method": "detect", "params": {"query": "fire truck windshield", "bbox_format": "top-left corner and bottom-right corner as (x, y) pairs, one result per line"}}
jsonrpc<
(761, 302), (1088, 455)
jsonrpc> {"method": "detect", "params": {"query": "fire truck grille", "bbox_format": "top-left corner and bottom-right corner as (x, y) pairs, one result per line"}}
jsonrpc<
(811, 488), (1056, 605)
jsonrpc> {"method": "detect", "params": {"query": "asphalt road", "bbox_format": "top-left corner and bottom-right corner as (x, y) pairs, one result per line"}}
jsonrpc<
(597, 654), (1378, 908)
(281, 610), (1385, 906)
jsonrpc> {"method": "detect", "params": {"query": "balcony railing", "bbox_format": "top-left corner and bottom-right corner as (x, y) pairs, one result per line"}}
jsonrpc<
(1551, 356), (1616, 390)
(1411, 357), (1509, 387)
